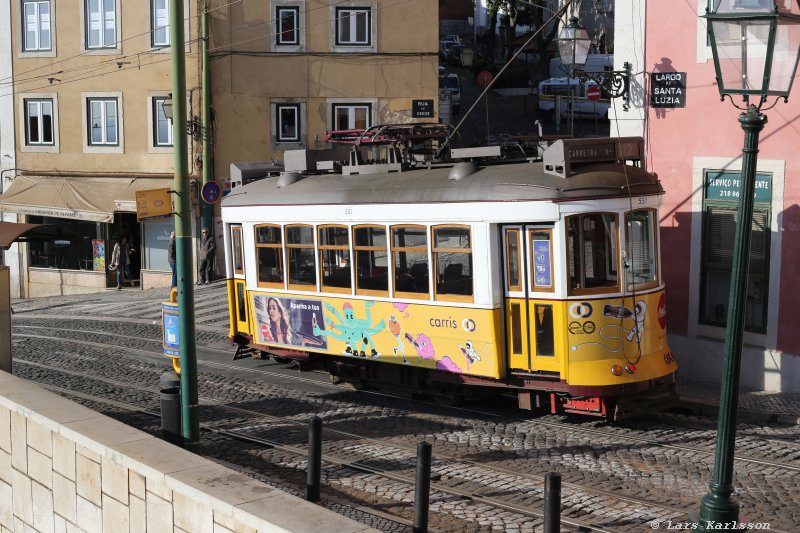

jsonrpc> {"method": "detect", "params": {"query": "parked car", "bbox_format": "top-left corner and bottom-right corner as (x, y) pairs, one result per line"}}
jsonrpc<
(440, 34), (462, 46)
(537, 77), (610, 119)
(440, 73), (461, 113)
(446, 44), (465, 66)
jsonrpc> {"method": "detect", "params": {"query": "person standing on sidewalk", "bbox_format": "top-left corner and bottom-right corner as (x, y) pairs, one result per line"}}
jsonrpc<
(168, 232), (177, 288)
(198, 228), (216, 285)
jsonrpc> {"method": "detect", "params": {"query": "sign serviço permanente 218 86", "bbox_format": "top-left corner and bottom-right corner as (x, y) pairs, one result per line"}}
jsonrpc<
(650, 72), (686, 108)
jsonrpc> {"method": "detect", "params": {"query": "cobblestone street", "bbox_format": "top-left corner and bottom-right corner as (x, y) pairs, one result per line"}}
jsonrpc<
(9, 284), (800, 532)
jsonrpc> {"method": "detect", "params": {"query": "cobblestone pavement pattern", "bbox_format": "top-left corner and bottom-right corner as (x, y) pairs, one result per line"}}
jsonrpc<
(10, 283), (800, 532)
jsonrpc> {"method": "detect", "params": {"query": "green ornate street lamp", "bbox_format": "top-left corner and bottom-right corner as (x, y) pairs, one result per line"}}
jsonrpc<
(699, 1), (800, 530)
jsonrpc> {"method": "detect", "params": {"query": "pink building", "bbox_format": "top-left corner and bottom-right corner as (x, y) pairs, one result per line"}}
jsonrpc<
(610, 1), (800, 393)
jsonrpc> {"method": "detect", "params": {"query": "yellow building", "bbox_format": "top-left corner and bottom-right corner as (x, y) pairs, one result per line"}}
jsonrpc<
(0, 0), (200, 297)
(210, 0), (440, 172)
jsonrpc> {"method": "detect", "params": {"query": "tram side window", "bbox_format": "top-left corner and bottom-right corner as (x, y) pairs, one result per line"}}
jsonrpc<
(319, 225), (351, 293)
(255, 224), (283, 287)
(625, 210), (657, 288)
(353, 225), (389, 295)
(231, 225), (244, 276)
(433, 225), (473, 301)
(392, 225), (429, 298)
(286, 225), (316, 290)
(567, 213), (619, 293)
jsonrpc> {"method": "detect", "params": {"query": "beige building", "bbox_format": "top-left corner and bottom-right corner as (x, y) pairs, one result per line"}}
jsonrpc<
(0, 0), (200, 297)
(210, 0), (440, 173)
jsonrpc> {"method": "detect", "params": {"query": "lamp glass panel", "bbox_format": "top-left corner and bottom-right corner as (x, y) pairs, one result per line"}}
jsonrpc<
(712, 0), (772, 14)
(558, 26), (591, 68)
(766, 20), (800, 93)
(711, 19), (770, 92)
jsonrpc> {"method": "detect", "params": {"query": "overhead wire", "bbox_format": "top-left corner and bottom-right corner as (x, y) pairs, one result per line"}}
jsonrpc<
(0, 0), (246, 86)
(0, 0), (424, 99)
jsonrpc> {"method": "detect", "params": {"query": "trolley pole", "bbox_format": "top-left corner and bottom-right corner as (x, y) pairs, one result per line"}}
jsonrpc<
(170, 0), (200, 444)
(201, 0), (213, 232)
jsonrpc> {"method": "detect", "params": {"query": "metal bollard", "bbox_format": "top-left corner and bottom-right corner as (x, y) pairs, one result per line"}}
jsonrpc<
(307, 416), (322, 502)
(413, 441), (432, 533)
(159, 387), (182, 447)
(543, 472), (562, 533)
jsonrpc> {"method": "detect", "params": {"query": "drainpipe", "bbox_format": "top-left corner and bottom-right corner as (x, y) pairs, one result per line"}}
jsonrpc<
(201, 0), (213, 232)
(170, 0), (199, 444)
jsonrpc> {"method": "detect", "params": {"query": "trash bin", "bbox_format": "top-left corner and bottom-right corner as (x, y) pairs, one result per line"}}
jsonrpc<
(460, 47), (474, 68)
(160, 386), (183, 446)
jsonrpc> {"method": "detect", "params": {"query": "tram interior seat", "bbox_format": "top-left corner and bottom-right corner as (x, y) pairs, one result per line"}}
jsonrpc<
(438, 263), (471, 295)
(410, 262), (429, 291)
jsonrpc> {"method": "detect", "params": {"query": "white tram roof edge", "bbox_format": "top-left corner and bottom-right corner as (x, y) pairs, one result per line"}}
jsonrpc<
(220, 160), (662, 214)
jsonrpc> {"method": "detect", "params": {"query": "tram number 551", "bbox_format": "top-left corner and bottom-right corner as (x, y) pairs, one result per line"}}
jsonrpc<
(637, 196), (648, 206)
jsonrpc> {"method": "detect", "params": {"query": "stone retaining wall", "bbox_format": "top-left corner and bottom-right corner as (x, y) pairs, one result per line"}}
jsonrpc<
(0, 370), (376, 533)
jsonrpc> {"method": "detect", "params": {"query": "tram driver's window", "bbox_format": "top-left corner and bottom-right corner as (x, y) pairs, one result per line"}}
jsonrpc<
(391, 225), (428, 298)
(319, 225), (351, 293)
(567, 213), (619, 293)
(231, 225), (244, 276)
(353, 225), (388, 296)
(433, 225), (473, 301)
(625, 209), (657, 288)
(255, 224), (283, 288)
(286, 225), (317, 290)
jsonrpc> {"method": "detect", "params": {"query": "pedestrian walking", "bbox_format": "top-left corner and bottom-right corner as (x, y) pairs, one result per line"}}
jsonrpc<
(109, 236), (133, 290)
(168, 231), (177, 288)
(198, 227), (216, 285)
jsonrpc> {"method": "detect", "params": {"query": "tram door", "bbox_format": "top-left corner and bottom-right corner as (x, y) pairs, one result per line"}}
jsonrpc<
(230, 225), (249, 335)
(502, 226), (560, 374)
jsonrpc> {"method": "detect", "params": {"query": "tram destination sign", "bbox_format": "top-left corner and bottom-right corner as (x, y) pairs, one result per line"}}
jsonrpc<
(650, 72), (686, 108)
(412, 99), (435, 118)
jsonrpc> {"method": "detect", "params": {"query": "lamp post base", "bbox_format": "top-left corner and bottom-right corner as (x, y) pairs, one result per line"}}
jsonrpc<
(698, 487), (740, 531)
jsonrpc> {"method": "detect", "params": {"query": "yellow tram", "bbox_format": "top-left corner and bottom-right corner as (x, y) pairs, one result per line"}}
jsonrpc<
(221, 136), (677, 419)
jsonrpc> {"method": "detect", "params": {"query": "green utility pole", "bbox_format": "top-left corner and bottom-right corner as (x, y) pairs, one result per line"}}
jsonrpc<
(170, 0), (200, 444)
(201, 0), (213, 231)
(697, 105), (767, 529)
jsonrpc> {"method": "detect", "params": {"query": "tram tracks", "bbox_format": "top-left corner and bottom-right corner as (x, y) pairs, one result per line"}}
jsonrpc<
(13, 324), (800, 470)
(14, 360), (663, 533)
(10, 351), (798, 533)
(10, 323), (800, 531)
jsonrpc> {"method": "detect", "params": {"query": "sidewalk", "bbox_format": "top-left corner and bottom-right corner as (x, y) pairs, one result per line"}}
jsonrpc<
(677, 379), (800, 425)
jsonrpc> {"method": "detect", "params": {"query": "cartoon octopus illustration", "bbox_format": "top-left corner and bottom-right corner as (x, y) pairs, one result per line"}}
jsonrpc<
(313, 301), (386, 358)
(404, 332), (435, 363)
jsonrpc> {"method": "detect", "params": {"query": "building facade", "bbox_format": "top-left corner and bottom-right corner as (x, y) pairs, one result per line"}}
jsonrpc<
(0, 0), (200, 297)
(612, 0), (800, 393)
(209, 0), (440, 174)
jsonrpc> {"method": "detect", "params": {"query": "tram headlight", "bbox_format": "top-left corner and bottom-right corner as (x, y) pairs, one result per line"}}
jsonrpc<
(624, 363), (636, 374)
(610, 364), (623, 376)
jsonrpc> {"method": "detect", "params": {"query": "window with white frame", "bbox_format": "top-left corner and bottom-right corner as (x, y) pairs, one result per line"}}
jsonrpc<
(87, 98), (119, 146)
(152, 97), (172, 147)
(22, 0), (52, 52)
(151, 0), (169, 47)
(335, 7), (371, 46)
(276, 104), (300, 142)
(85, 0), (116, 49)
(332, 103), (371, 130)
(24, 98), (54, 145)
(276, 6), (299, 45)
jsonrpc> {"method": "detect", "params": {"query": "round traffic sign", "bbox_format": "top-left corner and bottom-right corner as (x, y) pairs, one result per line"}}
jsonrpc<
(201, 181), (221, 204)
(477, 70), (494, 87)
(586, 85), (602, 102)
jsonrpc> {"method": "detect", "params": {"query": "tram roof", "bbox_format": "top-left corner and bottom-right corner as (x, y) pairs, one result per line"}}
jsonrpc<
(221, 160), (662, 208)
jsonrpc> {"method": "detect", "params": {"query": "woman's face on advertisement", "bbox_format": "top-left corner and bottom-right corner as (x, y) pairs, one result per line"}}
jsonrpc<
(268, 299), (280, 320)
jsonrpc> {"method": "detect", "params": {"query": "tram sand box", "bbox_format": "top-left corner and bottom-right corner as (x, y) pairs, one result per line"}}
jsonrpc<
(220, 135), (678, 420)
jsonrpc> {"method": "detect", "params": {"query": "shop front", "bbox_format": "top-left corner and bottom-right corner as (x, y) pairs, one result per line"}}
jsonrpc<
(0, 175), (174, 297)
